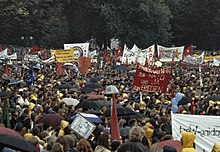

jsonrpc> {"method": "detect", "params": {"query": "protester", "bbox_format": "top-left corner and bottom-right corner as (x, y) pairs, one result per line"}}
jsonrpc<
(180, 132), (196, 152)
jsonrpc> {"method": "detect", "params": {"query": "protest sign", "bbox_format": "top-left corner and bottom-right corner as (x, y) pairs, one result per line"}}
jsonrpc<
(51, 48), (74, 63)
(71, 114), (96, 139)
(133, 64), (171, 93)
(172, 113), (220, 152)
(64, 43), (89, 59)
(157, 45), (184, 62)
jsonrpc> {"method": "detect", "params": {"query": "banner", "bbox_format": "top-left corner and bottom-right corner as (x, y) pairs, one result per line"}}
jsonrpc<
(136, 44), (155, 66)
(212, 58), (220, 66)
(172, 113), (220, 152)
(121, 44), (138, 64)
(132, 64), (171, 93)
(24, 54), (41, 62)
(51, 49), (74, 63)
(0, 49), (8, 59)
(157, 45), (184, 62)
(64, 43), (89, 59)
(179, 62), (209, 70)
(7, 53), (17, 60)
(193, 54), (220, 61)
(183, 55), (198, 64)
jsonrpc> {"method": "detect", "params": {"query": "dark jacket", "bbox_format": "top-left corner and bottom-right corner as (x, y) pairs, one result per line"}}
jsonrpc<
(118, 141), (149, 152)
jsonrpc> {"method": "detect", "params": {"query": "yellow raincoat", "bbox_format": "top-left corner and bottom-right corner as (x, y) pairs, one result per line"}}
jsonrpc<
(180, 132), (196, 152)
(212, 143), (220, 152)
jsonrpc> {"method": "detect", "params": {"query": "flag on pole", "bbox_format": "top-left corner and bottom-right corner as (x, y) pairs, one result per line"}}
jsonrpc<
(111, 94), (120, 140)
(183, 44), (193, 57)
(56, 62), (64, 77)
(5, 62), (9, 76)
(26, 64), (34, 87)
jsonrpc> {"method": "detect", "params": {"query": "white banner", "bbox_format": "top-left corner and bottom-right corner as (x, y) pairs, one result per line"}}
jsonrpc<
(212, 58), (220, 67)
(24, 54), (41, 62)
(0, 49), (8, 59)
(7, 53), (17, 60)
(136, 44), (155, 66)
(172, 113), (220, 152)
(88, 50), (97, 57)
(121, 44), (138, 64)
(64, 43), (89, 59)
(157, 45), (184, 62)
(184, 55), (198, 64)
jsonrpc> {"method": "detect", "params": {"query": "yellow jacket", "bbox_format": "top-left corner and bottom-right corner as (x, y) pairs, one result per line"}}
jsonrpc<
(180, 132), (196, 152)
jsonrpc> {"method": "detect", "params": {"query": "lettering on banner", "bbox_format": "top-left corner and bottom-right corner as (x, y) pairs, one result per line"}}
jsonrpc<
(179, 125), (220, 138)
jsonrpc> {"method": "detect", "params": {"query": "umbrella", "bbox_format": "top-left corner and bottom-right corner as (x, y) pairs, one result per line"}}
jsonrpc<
(178, 96), (190, 105)
(87, 94), (105, 100)
(122, 112), (145, 119)
(80, 87), (95, 93)
(151, 140), (182, 152)
(112, 65), (128, 71)
(71, 113), (102, 123)
(69, 88), (80, 93)
(76, 100), (101, 109)
(0, 92), (12, 97)
(106, 107), (136, 117)
(0, 127), (22, 138)
(63, 62), (74, 66)
(85, 83), (102, 89)
(206, 95), (220, 101)
(0, 134), (37, 152)
(37, 114), (62, 129)
(56, 84), (74, 89)
(61, 98), (79, 106)
(8, 80), (25, 86)
(90, 76), (104, 82)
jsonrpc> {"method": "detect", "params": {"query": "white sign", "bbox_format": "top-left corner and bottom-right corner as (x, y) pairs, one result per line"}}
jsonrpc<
(157, 45), (184, 62)
(64, 43), (89, 59)
(172, 113), (220, 152)
(0, 49), (8, 59)
(136, 44), (155, 66)
(71, 114), (96, 139)
(122, 44), (138, 64)
(24, 54), (41, 62)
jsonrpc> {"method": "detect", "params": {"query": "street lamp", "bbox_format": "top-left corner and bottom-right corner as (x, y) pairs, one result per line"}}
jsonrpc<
(105, 85), (120, 141)
(20, 36), (34, 47)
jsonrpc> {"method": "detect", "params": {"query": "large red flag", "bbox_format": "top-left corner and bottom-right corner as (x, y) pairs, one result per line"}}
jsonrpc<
(183, 44), (193, 57)
(56, 62), (64, 77)
(5, 63), (9, 76)
(103, 50), (107, 63)
(111, 94), (120, 141)
(78, 57), (91, 74)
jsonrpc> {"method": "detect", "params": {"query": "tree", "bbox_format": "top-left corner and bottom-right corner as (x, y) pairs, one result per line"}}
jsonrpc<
(100, 0), (172, 48)
(169, 0), (220, 50)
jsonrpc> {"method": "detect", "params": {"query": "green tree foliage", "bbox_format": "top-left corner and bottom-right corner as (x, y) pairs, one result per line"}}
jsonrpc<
(168, 0), (220, 50)
(0, 0), (219, 50)
(100, 0), (172, 48)
(0, 0), (69, 48)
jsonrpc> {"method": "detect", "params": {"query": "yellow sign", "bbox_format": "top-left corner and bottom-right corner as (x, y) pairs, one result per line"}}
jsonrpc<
(50, 48), (74, 62)
(194, 54), (220, 61)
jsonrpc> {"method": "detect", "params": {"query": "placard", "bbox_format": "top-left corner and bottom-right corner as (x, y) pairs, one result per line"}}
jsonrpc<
(71, 114), (96, 139)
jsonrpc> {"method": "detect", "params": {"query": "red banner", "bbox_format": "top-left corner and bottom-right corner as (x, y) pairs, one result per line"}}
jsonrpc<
(133, 65), (171, 93)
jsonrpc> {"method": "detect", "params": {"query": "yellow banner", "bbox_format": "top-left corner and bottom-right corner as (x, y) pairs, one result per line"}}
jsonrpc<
(193, 54), (220, 61)
(50, 48), (74, 62)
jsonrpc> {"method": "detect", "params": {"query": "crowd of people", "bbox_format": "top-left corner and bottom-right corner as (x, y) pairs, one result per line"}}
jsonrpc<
(0, 46), (220, 152)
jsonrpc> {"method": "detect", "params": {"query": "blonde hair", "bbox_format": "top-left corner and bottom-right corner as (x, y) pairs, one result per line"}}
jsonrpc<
(129, 126), (145, 141)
